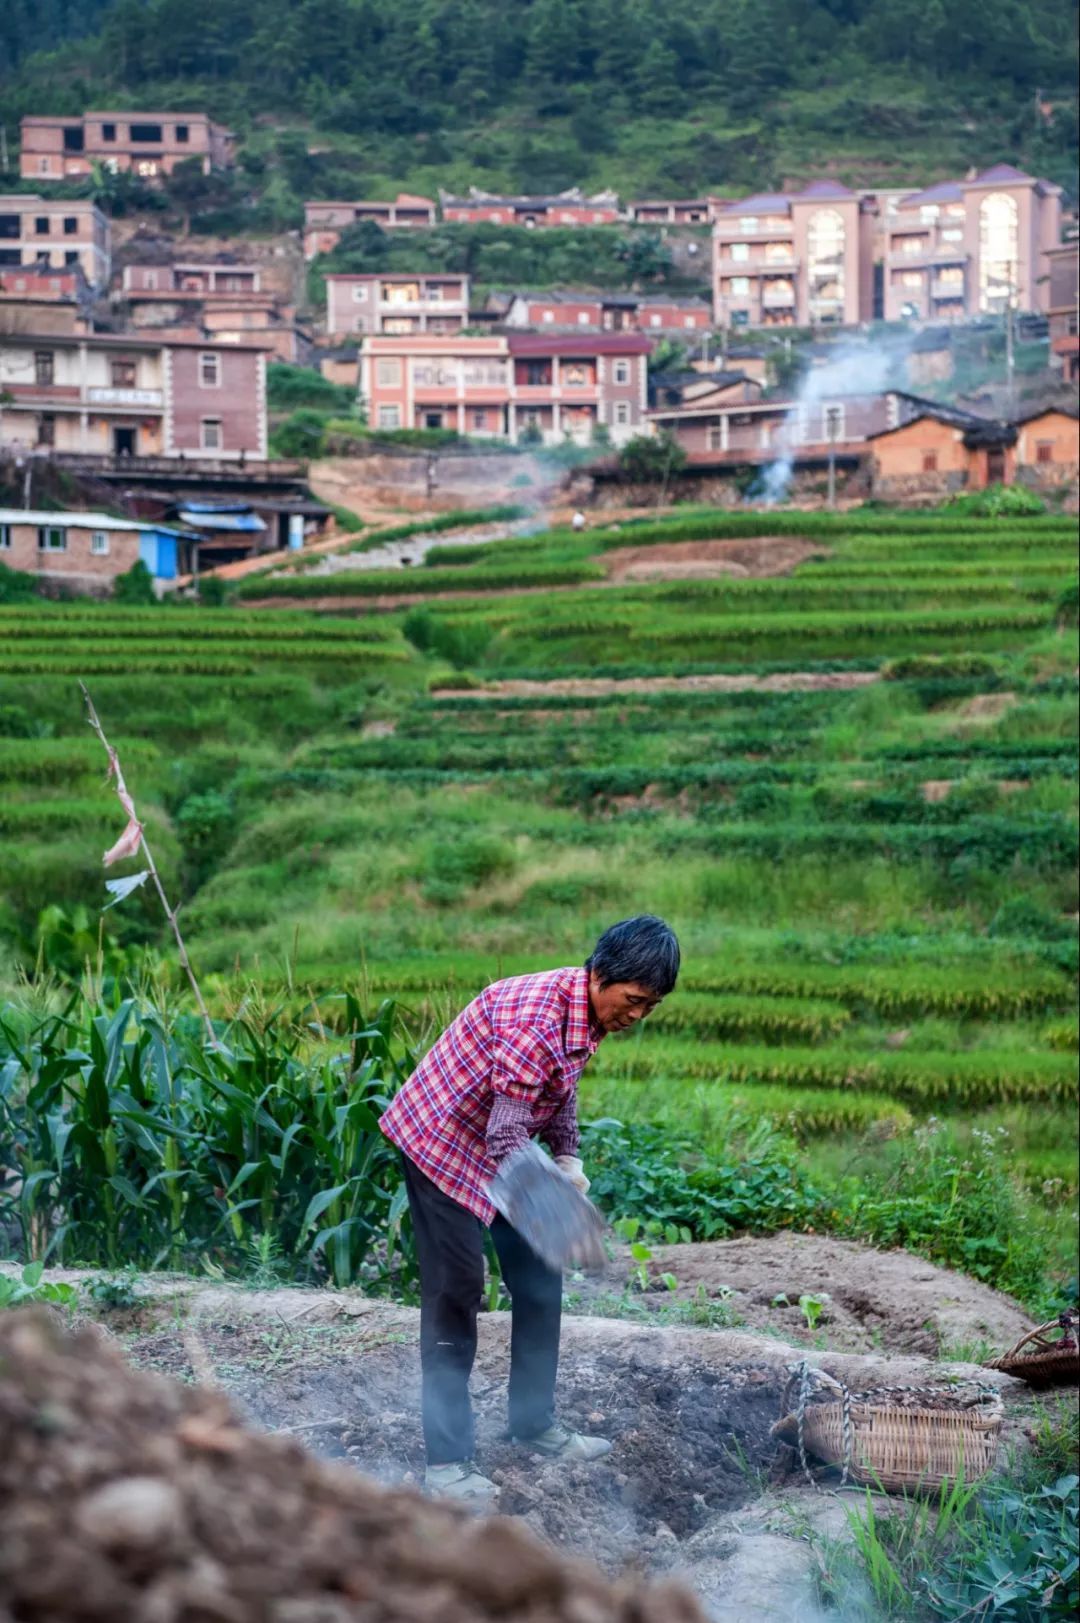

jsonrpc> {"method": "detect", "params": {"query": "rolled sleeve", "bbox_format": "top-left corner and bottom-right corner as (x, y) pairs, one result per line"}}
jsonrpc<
(539, 1091), (580, 1159)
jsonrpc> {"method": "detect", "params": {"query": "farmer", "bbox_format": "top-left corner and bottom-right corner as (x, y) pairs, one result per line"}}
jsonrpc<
(379, 914), (680, 1501)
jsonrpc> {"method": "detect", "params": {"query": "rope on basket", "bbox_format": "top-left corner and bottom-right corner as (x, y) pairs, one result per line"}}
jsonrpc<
(788, 1360), (852, 1491)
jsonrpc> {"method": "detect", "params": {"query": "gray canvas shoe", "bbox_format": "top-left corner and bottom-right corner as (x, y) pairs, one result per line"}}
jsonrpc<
(513, 1423), (613, 1462)
(424, 1461), (500, 1501)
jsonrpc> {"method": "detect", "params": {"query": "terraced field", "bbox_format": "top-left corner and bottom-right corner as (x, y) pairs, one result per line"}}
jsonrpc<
(1, 508), (1077, 1277)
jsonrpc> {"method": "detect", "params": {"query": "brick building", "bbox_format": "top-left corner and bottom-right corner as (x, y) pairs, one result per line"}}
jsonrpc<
(882, 165), (1063, 322)
(647, 388), (940, 459)
(0, 195), (110, 287)
(439, 188), (621, 227)
(1013, 405), (1079, 486)
(0, 507), (190, 593)
(303, 196), (437, 259)
(20, 112), (234, 182)
(713, 181), (875, 329)
(626, 199), (711, 225)
(502, 289), (711, 333)
(117, 262), (305, 362)
(0, 332), (266, 460)
(1045, 240), (1078, 380)
(325, 273), (469, 338)
(359, 332), (650, 445)
(0, 268), (93, 335)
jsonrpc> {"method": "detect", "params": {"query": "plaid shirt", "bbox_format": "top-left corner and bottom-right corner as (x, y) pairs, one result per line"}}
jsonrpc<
(380, 966), (603, 1223)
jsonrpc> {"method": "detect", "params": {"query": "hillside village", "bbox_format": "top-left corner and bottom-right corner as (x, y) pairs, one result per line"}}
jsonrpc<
(0, 101), (1077, 591)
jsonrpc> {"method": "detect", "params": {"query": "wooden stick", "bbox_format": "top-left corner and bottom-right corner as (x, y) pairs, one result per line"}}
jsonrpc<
(80, 682), (217, 1048)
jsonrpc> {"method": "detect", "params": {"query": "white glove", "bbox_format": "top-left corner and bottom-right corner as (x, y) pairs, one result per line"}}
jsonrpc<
(555, 1155), (590, 1194)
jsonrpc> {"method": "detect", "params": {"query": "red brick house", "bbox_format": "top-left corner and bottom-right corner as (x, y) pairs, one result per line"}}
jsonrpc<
(20, 112), (233, 182)
(439, 188), (620, 227)
(502, 290), (710, 333)
(1046, 240), (1078, 380)
(359, 332), (650, 445)
(627, 199), (711, 225)
(303, 196), (437, 259)
(117, 262), (305, 362)
(0, 194), (110, 287)
(325, 273), (469, 338)
(0, 331), (266, 461)
(1013, 405), (1079, 486)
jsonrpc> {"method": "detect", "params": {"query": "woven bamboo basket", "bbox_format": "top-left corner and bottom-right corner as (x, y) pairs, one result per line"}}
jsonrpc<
(798, 1396), (1001, 1492)
(985, 1316), (1079, 1389)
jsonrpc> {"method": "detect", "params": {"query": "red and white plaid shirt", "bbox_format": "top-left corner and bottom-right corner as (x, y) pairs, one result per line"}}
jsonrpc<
(380, 966), (603, 1222)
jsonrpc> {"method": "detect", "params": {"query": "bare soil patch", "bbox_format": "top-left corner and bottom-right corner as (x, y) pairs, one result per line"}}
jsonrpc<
(621, 1233), (1034, 1358)
(601, 536), (829, 584)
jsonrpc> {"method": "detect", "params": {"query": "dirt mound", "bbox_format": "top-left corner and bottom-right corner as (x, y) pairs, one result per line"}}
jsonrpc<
(601, 537), (828, 584)
(0, 1310), (706, 1623)
(637, 1233), (1035, 1357)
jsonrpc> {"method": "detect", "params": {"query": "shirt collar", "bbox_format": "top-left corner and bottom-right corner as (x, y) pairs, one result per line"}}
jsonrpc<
(565, 966), (601, 1054)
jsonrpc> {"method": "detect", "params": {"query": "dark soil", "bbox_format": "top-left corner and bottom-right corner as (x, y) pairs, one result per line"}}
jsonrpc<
(0, 1310), (708, 1623)
(128, 1319), (785, 1577)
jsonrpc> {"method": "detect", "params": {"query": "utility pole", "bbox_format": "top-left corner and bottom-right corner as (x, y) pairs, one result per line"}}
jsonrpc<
(825, 404), (842, 509)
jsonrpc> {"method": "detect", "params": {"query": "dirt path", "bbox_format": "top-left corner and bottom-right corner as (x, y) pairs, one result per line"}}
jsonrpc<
(602, 536), (829, 584)
(434, 671), (881, 699)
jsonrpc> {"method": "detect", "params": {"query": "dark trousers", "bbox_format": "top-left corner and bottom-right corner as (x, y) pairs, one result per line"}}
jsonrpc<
(401, 1153), (563, 1465)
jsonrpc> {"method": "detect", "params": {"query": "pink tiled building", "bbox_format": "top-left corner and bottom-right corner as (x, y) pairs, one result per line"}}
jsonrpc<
(359, 332), (650, 445)
(713, 181), (875, 329)
(0, 331), (266, 461)
(303, 196), (437, 259)
(20, 112), (234, 182)
(325, 273), (470, 338)
(882, 165), (1063, 322)
(439, 188), (621, 227)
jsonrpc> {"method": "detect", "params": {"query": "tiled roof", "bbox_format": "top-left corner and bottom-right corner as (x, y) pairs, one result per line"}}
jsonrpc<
(796, 179), (855, 199)
(507, 333), (652, 356)
(719, 193), (791, 214)
(900, 179), (964, 207)
(966, 163), (1032, 185)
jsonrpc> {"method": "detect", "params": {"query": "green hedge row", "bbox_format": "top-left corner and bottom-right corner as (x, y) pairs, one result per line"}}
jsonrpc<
(235, 560), (605, 600)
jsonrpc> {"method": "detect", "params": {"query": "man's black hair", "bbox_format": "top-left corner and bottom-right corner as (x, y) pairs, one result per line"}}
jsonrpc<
(585, 914), (680, 996)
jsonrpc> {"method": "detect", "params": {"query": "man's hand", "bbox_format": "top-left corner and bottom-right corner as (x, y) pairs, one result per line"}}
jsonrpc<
(554, 1154), (590, 1195)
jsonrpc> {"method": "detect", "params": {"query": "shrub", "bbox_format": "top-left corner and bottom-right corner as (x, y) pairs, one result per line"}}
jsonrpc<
(112, 560), (157, 605)
(268, 408), (329, 458)
(945, 482), (1047, 517)
(266, 362), (354, 413)
(0, 561), (37, 603)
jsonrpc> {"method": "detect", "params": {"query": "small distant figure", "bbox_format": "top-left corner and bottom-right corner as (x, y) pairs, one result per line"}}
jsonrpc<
(571, 510), (587, 531)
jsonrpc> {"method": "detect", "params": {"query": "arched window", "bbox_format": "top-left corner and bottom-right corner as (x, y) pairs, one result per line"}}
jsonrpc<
(978, 193), (1018, 314)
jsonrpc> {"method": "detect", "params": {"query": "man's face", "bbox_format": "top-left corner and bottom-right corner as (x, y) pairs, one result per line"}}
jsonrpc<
(587, 973), (664, 1034)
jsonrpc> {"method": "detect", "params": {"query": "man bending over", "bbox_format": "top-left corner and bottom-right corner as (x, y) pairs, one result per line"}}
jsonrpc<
(379, 914), (680, 1501)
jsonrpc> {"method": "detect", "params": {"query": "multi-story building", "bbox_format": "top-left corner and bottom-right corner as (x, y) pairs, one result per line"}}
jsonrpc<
(325, 273), (470, 338)
(1043, 240), (1077, 379)
(647, 388), (941, 459)
(439, 188), (621, 227)
(0, 332), (266, 461)
(713, 181), (875, 329)
(882, 165), (1063, 322)
(20, 112), (234, 182)
(303, 196), (437, 258)
(0, 267), (92, 335)
(626, 199), (711, 225)
(502, 289), (711, 333)
(116, 261), (306, 361)
(359, 332), (650, 445)
(0, 195), (110, 287)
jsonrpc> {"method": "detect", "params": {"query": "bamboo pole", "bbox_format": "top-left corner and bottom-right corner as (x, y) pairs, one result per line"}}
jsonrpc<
(80, 682), (217, 1048)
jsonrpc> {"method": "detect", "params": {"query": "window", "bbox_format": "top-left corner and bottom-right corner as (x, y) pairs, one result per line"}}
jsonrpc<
(35, 216), (49, 235)
(613, 401), (631, 426)
(199, 352), (221, 388)
(471, 410), (487, 430)
(901, 272), (923, 288)
(90, 530), (110, 555)
(919, 205), (940, 223)
(706, 425), (724, 451)
(111, 359), (137, 387)
(731, 242), (750, 261)
(377, 404), (401, 429)
(739, 216), (759, 232)
(130, 123), (164, 143)
(922, 450), (939, 473)
(144, 270), (158, 290)
(65, 251), (79, 266)
(426, 284), (443, 301)
(577, 311), (589, 325)
(649, 314), (662, 327)
(0, 525), (10, 549)
(729, 277), (750, 296)
(200, 416), (223, 451)
(37, 525), (67, 551)
(978, 192), (1019, 313)
(0, 214), (18, 239)
(63, 217), (78, 235)
(902, 236), (927, 255)
(136, 161), (159, 178)
(34, 351), (54, 385)
(941, 228), (963, 243)
(1035, 441), (1054, 465)
(375, 358), (402, 387)
(612, 359), (631, 385)
(683, 316), (696, 328)
(37, 415), (55, 446)
(351, 285), (369, 302)
(542, 310), (554, 322)
(564, 363), (590, 387)
(175, 124), (189, 142)
(102, 123), (116, 141)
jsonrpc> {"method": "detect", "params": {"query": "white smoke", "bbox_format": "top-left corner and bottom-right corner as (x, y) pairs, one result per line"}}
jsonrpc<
(759, 332), (921, 505)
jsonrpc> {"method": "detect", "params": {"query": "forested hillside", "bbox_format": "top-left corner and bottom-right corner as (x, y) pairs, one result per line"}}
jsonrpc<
(2, 0), (1077, 215)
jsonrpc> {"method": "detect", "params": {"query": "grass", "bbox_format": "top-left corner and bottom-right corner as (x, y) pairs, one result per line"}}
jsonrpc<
(0, 502), (1076, 1308)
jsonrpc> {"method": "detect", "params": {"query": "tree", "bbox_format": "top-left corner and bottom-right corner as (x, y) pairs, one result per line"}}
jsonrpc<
(614, 231), (673, 286)
(617, 432), (687, 495)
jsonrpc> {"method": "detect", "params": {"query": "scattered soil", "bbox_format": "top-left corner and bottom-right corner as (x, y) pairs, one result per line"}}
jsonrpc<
(957, 691), (1018, 723)
(620, 1233), (1035, 1358)
(600, 537), (828, 584)
(0, 1310), (706, 1623)
(433, 671), (881, 700)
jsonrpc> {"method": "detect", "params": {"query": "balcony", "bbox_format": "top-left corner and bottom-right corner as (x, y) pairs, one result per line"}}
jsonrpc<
(761, 287), (796, 308)
(888, 245), (969, 272)
(716, 252), (798, 274)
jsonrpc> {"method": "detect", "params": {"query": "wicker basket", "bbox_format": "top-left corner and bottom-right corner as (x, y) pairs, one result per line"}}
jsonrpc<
(792, 1395), (1001, 1492)
(985, 1315), (1079, 1389)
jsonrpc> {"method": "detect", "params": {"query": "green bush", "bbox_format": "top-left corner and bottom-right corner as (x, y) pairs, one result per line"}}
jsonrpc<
(0, 561), (37, 604)
(945, 482), (1047, 517)
(266, 362), (354, 413)
(112, 560), (157, 605)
